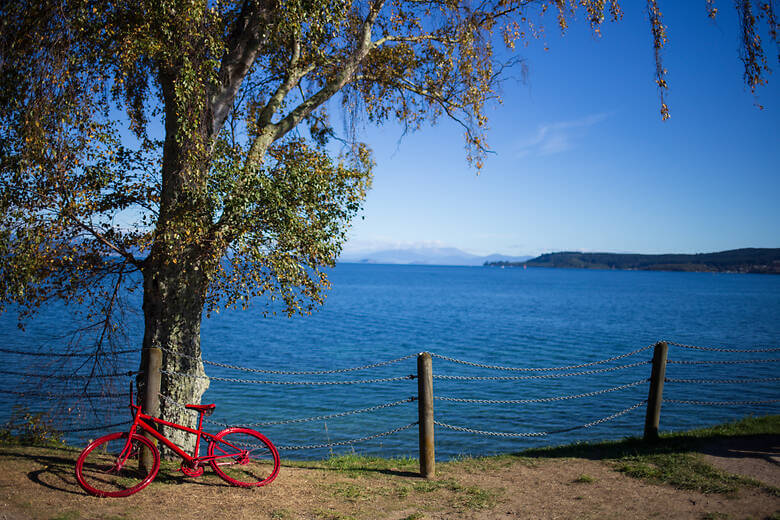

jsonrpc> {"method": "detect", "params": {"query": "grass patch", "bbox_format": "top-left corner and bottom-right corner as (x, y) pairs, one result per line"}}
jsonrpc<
(573, 474), (595, 484)
(513, 415), (779, 495)
(408, 478), (500, 510)
(292, 453), (418, 478)
(329, 482), (369, 501)
(455, 484), (500, 511)
(313, 508), (358, 520)
(49, 513), (80, 520)
(614, 452), (745, 495)
(520, 415), (780, 461)
(448, 453), (538, 473)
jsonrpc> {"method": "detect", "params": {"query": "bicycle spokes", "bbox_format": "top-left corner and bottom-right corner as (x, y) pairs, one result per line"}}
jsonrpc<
(208, 428), (280, 487)
(75, 432), (160, 497)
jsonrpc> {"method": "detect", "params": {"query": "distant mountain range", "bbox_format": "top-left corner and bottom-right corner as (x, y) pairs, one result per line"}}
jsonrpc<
(485, 248), (780, 274)
(339, 247), (532, 266)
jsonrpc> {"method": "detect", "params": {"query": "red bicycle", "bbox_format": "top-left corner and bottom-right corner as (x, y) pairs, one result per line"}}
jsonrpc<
(75, 384), (280, 497)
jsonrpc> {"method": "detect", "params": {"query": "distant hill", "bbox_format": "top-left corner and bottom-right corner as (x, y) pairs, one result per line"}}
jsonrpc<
(485, 248), (780, 274)
(339, 247), (532, 266)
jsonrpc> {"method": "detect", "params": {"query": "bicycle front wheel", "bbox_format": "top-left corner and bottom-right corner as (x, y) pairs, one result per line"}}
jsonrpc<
(75, 432), (160, 497)
(208, 427), (280, 487)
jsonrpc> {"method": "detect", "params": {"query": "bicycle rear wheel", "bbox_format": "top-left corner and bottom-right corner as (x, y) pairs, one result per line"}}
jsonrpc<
(208, 427), (280, 487)
(75, 432), (160, 497)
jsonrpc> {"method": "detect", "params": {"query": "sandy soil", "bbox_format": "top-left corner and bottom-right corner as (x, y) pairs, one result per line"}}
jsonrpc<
(0, 436), (778, 520)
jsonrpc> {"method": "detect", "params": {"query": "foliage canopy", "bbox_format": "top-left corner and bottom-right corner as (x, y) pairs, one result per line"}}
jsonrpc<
(0, 1), (777, 435)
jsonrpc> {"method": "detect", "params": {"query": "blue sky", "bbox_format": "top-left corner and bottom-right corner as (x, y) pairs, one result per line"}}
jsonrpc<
(342, 2), (780, 257)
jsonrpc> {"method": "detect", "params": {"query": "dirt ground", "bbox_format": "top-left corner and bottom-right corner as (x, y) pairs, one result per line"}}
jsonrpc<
(0, 436), (777, 520)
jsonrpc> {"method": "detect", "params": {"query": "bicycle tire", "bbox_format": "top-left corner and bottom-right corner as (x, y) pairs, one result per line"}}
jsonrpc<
(208, 427), (280, 487)
(75, 432), (160, 497)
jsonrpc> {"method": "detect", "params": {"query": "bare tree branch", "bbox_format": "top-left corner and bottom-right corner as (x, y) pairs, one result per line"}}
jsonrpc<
(209, 0), (274, 139)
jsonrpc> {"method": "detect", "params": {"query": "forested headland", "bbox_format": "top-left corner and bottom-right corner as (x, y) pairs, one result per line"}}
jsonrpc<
(485, 248), (780, 274)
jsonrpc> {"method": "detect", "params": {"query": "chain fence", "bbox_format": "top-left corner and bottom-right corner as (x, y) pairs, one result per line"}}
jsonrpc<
(658, 340), (779, 436)
(667, 358), (780, 365)
(665, 341), (780, 353)
(664, 399), (780, 406)
(0, 369), (138, 379)
(276, 422), (420, 451)
(159, 392), (415, 428)
(158, 345), (417, 374)
(433, 400), (647, 438)
(430, 343), (654, 371)
(665, 376), (780, 384)
(434, 379), (648, 404)
(0, 347), (137, 357)
(1, 339), (778, 458)
(432, 360), (651, 381)
(160, 369), (415, 385)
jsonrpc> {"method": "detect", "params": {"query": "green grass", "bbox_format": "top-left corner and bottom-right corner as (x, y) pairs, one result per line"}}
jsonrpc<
(573, 474), (595, 484)
(516, 415), (780, 496)
(329, 481), (369, 501)
(614, 452), (748, 495)
(312, 509), (358, 520)
(519, 415), (780, 461)
(406, 477), (500, 510)
(287, 453), (419, 478)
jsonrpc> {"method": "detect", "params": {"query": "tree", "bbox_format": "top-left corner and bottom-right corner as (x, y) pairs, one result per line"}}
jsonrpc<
(1, 0), (777, 449)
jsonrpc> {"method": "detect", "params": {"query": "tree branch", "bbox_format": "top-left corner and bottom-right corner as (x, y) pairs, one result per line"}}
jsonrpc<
(243, 0), (387, 170)
(66, 215), (144, 269)
(209, 0), (273, 139)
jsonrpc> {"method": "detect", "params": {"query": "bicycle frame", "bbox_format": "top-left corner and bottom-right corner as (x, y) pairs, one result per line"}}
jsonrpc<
(122, 384), (242, 468)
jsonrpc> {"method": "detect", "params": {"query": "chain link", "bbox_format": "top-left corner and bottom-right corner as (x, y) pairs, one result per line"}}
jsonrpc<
(666, 341), (780, 353)
(433, 420), (547, 437)
(551, 400), (647, 432)
(0, 389), (118, 399)
(54, 420), (132, 433)
(160, 370), (414, 385)
(430, 344), (654, 372)
(277, 422), (419, 450)
(434, 360), (650, 381)
(0, 347), (137, 357)
(664, 399), (780, 406)
(159, 393), (415, 427)
(665, 376), (780, 384)
(157, 346), (416, 375)
(667, 358), (779, 365)
(0, 369), (138, 379)
(434, 379), (649, 404)
(433, 400), (646, 437)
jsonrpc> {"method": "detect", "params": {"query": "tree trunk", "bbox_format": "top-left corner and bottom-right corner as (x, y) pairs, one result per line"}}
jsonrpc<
(139, 254), (210, 456)
(135, 66), (217, 455)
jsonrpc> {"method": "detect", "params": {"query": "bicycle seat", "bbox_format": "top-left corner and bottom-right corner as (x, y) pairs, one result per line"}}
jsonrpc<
(185, 403), (216, 416)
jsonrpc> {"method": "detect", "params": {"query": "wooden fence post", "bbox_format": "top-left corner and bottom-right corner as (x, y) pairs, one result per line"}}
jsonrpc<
(417, 352), (435, 479)
(644, 341), (668, 441)
(140, 346), (162, 471)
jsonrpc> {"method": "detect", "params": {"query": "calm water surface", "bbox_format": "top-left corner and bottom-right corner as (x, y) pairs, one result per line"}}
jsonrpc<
(1, 264), (778, 459)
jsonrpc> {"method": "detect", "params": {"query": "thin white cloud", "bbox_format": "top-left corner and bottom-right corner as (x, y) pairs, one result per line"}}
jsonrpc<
(516, 113), (609, 157)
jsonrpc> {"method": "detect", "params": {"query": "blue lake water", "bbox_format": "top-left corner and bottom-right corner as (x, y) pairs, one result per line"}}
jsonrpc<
(1, 264), (778, 460)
